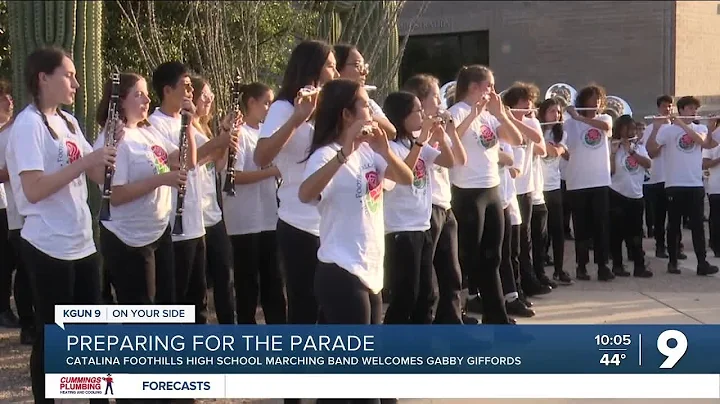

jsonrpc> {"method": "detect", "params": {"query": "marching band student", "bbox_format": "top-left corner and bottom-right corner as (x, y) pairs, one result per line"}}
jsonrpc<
(402, 73), (467, 324)
(646, 96), (719, 276)
(502, 84), (553, 295)
(608, 115), (653, 277)
(6, 46), (117, 403)
(93, 72), (186, 307)
(334, 43), (396, 140)
(530, 137), (551, 286)
(643, 95), (676, 259)
(447, 65), (523, 324)
(190, 76), (235, 324)
(148, 61), (237, 324)
(563, 84), (614, 281)
(703, 121), (720, 257)
(254, 40), (339, 325)
(538, 98), (573, 285)
(381, 91), (454, 324)
(298, 78), (413, 324)
(224, 82), (288, 325)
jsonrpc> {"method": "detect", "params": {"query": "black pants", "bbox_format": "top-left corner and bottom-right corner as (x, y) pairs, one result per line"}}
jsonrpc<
(231, 231), (287, 324)
(609, 190), (645, 269)
(174, 236), (208, 324)
(100, 223), (175, 305)
(22, 239), (102, 404)
(315, 262), (382, 324)
(204, 220), (234, 324)
(499, 207), (518, 297)
(517, 192), (539, 288)
(6, 229), (34, 329)
(531, 203), (548, 279)
(429, 205), (462, 324)
(561, 180), (573, 235)
(568, 186), (610, 267)
(643, 183), (655, 234)
(544, 189), (565, 274)
(451, 185), (509, 324)
(666, 186), (706, 264)
(644, 182), (667, 251)
(384, 230), (436, 324)
(709, 194), (720, 254)
(0, 209), (13, 313)
(276, 219), (321, 324)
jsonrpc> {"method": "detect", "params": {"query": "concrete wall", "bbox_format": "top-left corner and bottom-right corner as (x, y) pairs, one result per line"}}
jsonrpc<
(399, 1), (675, 119)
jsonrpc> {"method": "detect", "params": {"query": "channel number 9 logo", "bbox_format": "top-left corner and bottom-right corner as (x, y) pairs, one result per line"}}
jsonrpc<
(657, 330), (688, 369)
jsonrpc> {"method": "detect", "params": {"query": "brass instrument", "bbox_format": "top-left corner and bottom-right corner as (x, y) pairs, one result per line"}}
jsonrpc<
(605, 95), (633, 118)
(223, 69), (243, 197)
(172, 112), (191, 236)
(98, 68), (121, 222)
(544, 83), (577, 109)
(439, 80), (457, 110)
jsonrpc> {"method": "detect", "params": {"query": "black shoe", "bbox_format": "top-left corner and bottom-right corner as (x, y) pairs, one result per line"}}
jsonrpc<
(553, 270), (574, 285)
(697, 261), (720, 276)
(564, 231), (574, 240)
(667, 262), (681, 274)
(656, 249), (669, 259)
(634, 267), (654, 278)
(0, 309), (20, 328)
(524, 282), (552, 296)
(576, 266), (591, 281)
(20, 327), (35, 345)
(465, 296), (484, 314)
(544, 257), (554, 267)
(518, 290), (533, 308)
(538, 274), (558, 288)
(506, 299), (535, 317)
(598, 266), (615, 281)
(461, 311), (479, 325)
(678, 252), (688, 260)
(612, 265), (631, 277)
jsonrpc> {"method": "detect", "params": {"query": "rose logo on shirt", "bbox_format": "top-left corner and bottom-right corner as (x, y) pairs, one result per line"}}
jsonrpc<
(151, 145), (170, 174)
(624, 154), (640, 173)
(413, 158), (428, 189)
(65, 140), (81, 164)
(365, 171), (382, 213)
(583, 128), (603, 149)
(677, 133), (696, 153)
(477, 125), (498, 149)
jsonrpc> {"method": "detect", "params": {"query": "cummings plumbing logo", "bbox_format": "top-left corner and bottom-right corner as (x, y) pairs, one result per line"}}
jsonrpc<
(58, 374), (114, 396)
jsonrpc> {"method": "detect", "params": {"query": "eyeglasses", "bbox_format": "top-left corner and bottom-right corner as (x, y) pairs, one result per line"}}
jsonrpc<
(347, 62), (370, 75)
(200, 92), (215, 102)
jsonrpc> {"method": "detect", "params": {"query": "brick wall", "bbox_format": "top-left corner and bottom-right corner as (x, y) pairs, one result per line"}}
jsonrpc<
(675, 2), (720, 101)
(399, 1), (675, 119)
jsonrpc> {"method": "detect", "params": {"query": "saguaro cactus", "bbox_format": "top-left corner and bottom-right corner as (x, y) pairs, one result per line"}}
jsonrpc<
(7, 0), (104, 143)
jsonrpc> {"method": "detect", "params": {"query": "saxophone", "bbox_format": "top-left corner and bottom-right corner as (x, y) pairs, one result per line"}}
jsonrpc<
(98, 69), (121, 222)
(222, 69), (243, 196)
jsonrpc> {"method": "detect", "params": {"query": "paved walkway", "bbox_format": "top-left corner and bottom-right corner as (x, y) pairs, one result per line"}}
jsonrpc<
(1, 227), (719, 403)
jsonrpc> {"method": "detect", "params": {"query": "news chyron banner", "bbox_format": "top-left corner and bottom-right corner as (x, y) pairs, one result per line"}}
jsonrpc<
(47, 305), (720, 400)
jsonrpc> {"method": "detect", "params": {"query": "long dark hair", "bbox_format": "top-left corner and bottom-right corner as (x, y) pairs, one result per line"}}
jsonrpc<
(95, 72), (146, 128)
(538, 98), (564, 144)
(453, 65), (492, 106)
(239, 82), (272, 115)
(276, 40), (334, 105)
(25, 46), (76, 139)
(383, 91), (417, 146)
(302, 79), (361, 162)
(612, 114), (635, 140)
(333, 43), (357, 68)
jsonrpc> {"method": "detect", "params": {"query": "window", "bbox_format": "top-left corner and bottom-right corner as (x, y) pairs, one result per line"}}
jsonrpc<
(399, 30), (489, 87)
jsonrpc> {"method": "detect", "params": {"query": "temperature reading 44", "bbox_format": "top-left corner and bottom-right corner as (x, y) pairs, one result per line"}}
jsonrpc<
(600, 353), (626, 366)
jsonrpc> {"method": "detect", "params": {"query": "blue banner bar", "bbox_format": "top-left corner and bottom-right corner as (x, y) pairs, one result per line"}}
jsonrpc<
(45, 325), (719, 374)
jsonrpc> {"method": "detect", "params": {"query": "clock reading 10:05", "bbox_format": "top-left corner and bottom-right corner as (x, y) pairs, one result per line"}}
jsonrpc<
(595, 334), (632, 346)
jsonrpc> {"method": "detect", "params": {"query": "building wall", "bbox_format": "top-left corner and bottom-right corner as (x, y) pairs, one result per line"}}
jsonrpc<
(399, 1), (675, 119)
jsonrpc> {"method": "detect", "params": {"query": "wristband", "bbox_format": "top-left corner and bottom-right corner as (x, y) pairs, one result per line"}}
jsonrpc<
(413, 140), (424, 148)
(336, 149), (347, 164)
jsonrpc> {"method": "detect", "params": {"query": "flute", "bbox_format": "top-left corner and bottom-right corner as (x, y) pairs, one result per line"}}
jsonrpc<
(172, 112), (191, 236)
(223, 70), (242, 196)
(98, 69), (121, 222)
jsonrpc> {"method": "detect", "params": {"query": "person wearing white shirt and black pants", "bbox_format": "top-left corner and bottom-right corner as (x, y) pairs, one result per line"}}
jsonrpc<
(7, 46), (117, 403)
(381, 91), (455, 324)
(447, 65), (524, 325)
(608, 115), (653, 277)
(563, 85), (615, 281)
(703, 122), (720, 257)
(646, 96), (719, 276)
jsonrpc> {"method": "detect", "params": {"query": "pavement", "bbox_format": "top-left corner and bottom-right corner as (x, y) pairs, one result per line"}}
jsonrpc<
(1, 226), (719, 403)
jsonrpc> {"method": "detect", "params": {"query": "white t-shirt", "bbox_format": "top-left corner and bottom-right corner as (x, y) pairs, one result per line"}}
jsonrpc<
(369, 98), (386, 120)
(194, 129), (223, 228)
(223, 123), (279, 235)
(541, 130), (568, 192)
(643, 123), (668, 185)
(429, 134), (454, 210)
(513, 117), (542, 195)
(302, 142), (388, 294)
(610, 143), (650, 199)
(703, 142), (720, 195)
(259, 100), (320, 236)
(148, 109), (205, 241)
(531, 155), (545, 205)
(498, 141), (515, 210)
(509, 145), (524, 226)
(447, 102), (502, 189)
(654, 122), (707, 188)
(0, 124), (23, 230)
(93, 125), (177, 247)
(384, 140), (441, 233)
(6, 105), (96, 260)
(563, 114), (614, 191)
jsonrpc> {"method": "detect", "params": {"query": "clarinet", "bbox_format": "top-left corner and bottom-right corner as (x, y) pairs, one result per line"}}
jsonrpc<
(172, 112), (191, 236)
(98, 70), (121, 222)
(222, 70), (243, 196)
